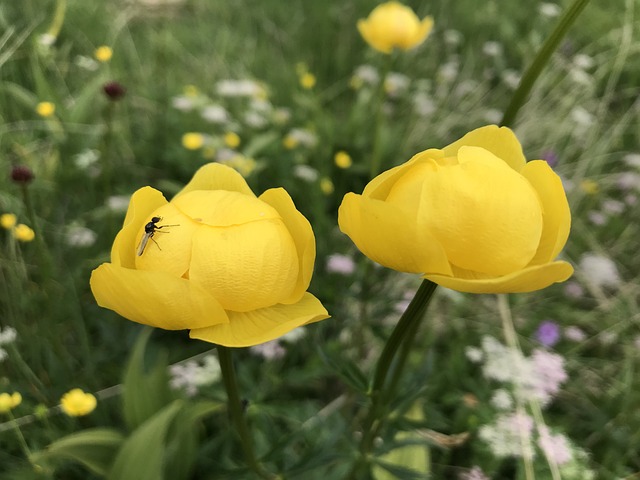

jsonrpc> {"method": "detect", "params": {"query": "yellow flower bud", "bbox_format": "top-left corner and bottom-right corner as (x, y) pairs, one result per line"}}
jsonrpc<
(1, 213), (17, 230)
(357, 2), (434, 54)
(90, 163), (329, 347)
(334, 151), (353, 169)
(36, 102), (55, 118)
(182, 133), (204, 150)
(223, 132), (241, 149)
(300, 73), (316, 90)
(338, 125), (574, 293)
(0, 392), (22, 413)
(94, 45), (113, 63)
(60, 389), (97, 417)
(13, 224), (35, 242)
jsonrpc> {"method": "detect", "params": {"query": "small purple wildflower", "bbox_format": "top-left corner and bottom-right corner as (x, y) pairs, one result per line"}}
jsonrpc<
(541, 150), (558, 168)
(535, 320), (561, 347)
(326, 253), (356, 275)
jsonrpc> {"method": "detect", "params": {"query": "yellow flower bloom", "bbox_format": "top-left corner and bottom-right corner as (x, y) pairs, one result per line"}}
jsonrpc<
(580, 179), (599, 195)
(283, 135), (299, 150)
(36, 102), (55, 118)
(357, 2), (434, 54)
(223, 132), (241, 148)
(94, 45), (113, 63)
(338, 125), (573, 294)
(320, 178), (334, 195)
(334, 151), (353, 169)
(1, 213), (17, 230)
(13, 224), (35, 242)
(0, 392), (22, 413)
(60, 389), (97, 417)
(90, 163), (329, 347)
(182, 133), (204, 150)
(300, 73), (316, 89)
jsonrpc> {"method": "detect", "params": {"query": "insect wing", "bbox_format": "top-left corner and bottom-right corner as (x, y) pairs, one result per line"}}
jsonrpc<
(137, 232), (151, 256)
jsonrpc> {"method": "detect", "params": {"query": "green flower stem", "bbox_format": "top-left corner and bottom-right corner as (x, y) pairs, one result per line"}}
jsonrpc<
(369, 53), (394, 178)
(6, 411), (33, 462)
(217, 346), (276, 480)
(20, 184), (53, 281)
(500, 0), (591, 128)
(348, 279), (438, 478)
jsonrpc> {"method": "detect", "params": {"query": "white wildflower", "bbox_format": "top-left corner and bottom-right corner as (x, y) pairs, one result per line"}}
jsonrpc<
(539, 3), (562, 17)
(579, 253), (621, 289)
(293, 164), (319, 182)
(66, 225), (97, 248)
(201, 105), (230, 124)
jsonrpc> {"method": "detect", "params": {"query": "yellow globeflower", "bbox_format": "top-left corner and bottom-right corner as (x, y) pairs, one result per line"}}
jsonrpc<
(60, 389), (97, 417)
(94, 45), (113, 63)
(36, 102), (55, 118)
(224, 132), (241, 148)
(334, 151), (353, 169)
(0, 392), (22, 413)
(90, 163), (329, 347)
(358, 2), (434, 54)
(300, 73), (316, 90)
(1, 213), (17, 230)
(13, 224), (35, 242)
(182, 133), (204, 150)
(320, 177), (334, 195)
(338, 125), (573, 294)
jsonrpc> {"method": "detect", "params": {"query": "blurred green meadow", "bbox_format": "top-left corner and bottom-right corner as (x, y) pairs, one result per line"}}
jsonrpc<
(1, 0), (639, 478)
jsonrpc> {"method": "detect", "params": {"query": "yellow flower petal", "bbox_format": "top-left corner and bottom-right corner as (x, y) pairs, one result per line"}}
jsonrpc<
(521, 160), (572, 265)
(418, 146), (542, 275)
(173, 163), (255, 200)
(188, 221), (299, 312)
(442, 125), (527, 172)
(111, 187), (168, 269)
(339, 193), (452, 275)
(90, 263), (229, 329)
(134, 203), (199, 277)
(190, 293), (329, 347)
(259, 188), (315, 304)
(172, 190), (280, 228)
(424, 261), (574, 293)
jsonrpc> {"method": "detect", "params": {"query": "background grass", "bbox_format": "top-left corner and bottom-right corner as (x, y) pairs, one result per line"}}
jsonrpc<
(1, 0), (639, 478)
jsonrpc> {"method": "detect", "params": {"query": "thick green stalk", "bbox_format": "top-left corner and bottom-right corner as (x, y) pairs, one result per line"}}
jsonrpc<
(348, 280), (437, 478)
(500, 0), (591, 128)
(217, 346), (276, 480)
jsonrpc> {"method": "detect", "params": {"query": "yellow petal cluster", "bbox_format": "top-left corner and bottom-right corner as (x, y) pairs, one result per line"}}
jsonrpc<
(182, 133), (204, 150)
(357, 2), (434, 54)
(60, 389), (97, 417)
(338, 125), (573, 294)
(13, 224), (35, 242)
(1, 213), (17, 229)
(0, 392), (22, 413)
(334, 151), (353, 169)
(90, 163), (329, 347)
(223, 132), (241, 148)
(94, 45), (113, 63)
(36, 102), (55, 118)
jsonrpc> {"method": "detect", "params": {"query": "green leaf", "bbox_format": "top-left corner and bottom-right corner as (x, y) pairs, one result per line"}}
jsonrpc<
(68, 73), (110, 124)
(317, 346), (369, 393)
(122, 327), (175, 431)
(30, 428), (125, 477)
(108, 400), (183, 480)
(243, 131), (280, 157)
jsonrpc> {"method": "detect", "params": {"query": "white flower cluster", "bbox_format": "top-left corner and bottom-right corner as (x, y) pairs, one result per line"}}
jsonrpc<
(0, 326), (17, 362)
(169, 354), (221, 397)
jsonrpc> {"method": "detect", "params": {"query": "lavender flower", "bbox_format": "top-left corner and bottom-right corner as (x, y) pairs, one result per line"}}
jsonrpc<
(535, 320), (561, 347)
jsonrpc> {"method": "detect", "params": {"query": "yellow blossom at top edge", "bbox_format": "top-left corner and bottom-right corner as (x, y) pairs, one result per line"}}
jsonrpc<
(300, 73), (316, 89)
(580, 179), (599, 195)
(283, 135), (299, 150)
(13, 224), (35, 242)
(36, 102), (55, 118)
(320, 177), (334, 195)
(334, 151), (353, 169)
(357, 2), (434, 54)
(182, 132), (205, 150)
(94, 45), (113, 63)
(1, 214), (17, 230)
(224, 132), (241, 148)
(0, 392), (22, 413)
(60, 388), (97, 417)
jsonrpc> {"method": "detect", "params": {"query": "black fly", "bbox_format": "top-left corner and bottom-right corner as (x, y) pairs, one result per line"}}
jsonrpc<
(137, 216), (179, 256)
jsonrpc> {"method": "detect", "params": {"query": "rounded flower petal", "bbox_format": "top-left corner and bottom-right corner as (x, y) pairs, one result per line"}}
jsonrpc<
(188, 220), (299, 312)
(90, 263), (229, 329)
(424, 261), (574, 294)
(259, 188), (315, 304)
(189, 293), (329, 347)
(174, 162), (255, 199)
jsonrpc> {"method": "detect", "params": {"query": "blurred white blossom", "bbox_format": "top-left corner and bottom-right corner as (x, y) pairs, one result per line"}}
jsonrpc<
(169, 354), (221, 397)
(579, 253), (621, 289)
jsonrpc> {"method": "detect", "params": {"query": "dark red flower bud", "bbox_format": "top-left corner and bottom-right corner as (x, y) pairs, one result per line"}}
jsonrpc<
(11, 165), (34, 184)
(103, 81), (126, 101)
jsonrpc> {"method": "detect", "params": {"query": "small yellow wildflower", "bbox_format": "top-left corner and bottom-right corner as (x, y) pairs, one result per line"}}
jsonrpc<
(60, 388), (97, 417)
(182, 133), (205, 150)
(13, 224), (35, 242)
(36, 102), (55, 118)
(334, 151), (353, 169)
(580, 179), (599, 195)
(184, 85), (199, 97)
(224, 132), (241, 149)
(0, 392), (22, 413)
(320, 177), (334, 195)
(300, 73), (316, 89)
(283, 135), (299, 150)
(1, 213), (17, 230)
(94, 46), (113, 63)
